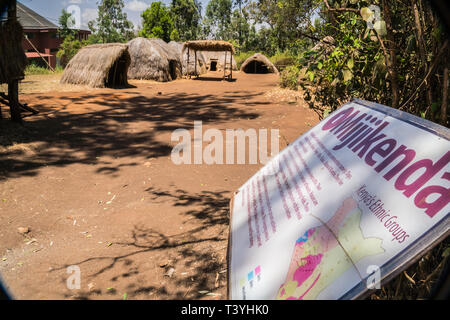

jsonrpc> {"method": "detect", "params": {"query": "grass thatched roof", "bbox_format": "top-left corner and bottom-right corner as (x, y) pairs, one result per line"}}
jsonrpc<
(201, 51), (237, 71)
(168, 41), (183, 53)
(127, 37), (182, 82)
(182, 40), (235, 54)
(170, 41), (207, 76)
(240, 53), (279, 74)
(0, 19), (27, 84)
(60, 43), (130, 88)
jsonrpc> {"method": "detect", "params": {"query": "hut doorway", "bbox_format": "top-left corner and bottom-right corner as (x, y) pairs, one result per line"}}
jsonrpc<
(169, 60), (177, 80)
(243, 60), (269, 74)
(210, 60), (218, 71)
(106, 54), (129, 88)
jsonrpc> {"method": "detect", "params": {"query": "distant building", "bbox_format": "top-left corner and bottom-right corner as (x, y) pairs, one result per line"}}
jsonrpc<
(17, 2), (91, 69)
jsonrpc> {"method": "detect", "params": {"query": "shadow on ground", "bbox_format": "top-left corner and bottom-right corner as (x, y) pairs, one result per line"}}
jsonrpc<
(0, 90), (263, 181)
(53, 188), (230, 300)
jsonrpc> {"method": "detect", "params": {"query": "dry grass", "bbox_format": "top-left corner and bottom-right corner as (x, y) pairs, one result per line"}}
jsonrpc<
(0, 73), (94, 95)
(127, 38), (182, 81)
(371, 237), (449, 300)
(0, 120), (41, 156)
(183, 40), (235, 54)
(60, 43), (130, 88)
(264, 87), (306, 105)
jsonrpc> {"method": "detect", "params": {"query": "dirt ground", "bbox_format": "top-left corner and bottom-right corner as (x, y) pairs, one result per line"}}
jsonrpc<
(0, 71), (319, 300)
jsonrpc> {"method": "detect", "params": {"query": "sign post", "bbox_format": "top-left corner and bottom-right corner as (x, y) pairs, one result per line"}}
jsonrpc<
(228, 99), (450, 300)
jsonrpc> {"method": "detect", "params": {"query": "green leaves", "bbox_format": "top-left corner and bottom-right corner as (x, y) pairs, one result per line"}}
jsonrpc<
(140, 2), (175, 42)
(94, 0), (134, 43)
(58, 9), (78, 39)
(204, 0), (233, 40)
(347, 58), (354, 70)
(170, 0), (201, 41)
(280, 65), (300, 90)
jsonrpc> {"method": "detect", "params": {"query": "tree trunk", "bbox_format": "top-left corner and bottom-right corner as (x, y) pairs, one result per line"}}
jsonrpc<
(382, 0), (400, 108)
(8, 80), (22, 123)
(412, 0), (433, 113)
(441, 66), (448, 126)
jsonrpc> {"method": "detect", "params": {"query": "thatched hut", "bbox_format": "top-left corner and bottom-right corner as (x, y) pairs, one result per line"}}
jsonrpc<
(182, 40), (235, 79)
(1, 1), (27, 122)
(128, 37), (182, 82)
(201, 51), (237, 72)
(0, 19), (26, 85)
(60, 43), (130, 88)
(169, 41), (207, 76)
(240, 53), (279, 74)
(182, 40), (235, 54)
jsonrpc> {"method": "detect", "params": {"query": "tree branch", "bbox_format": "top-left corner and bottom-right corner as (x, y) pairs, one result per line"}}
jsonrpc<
(399, 39), (449, 111)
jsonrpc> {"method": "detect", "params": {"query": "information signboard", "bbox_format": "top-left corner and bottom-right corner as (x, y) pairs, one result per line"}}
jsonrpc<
(228, 99), (450, 300)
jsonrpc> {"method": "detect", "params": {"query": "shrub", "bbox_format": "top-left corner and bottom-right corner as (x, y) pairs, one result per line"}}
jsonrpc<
(57, 35), (86, 68)
(280, 65), (300, 90)
(235, 51), (256, 69)
(270, 51), (296, 71)
(25, 63), (63, 75)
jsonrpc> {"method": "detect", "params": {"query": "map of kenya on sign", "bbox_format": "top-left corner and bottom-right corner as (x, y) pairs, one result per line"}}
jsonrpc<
(228, 99), (450, 300)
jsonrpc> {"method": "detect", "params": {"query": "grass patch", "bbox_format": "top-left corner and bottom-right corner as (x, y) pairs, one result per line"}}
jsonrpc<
(235, 51), (257, 69)
(270, 51), (296, 71)
(25, 64), (64, 75)
(280, 65), (300, 90)
(371, 237), (449, 299)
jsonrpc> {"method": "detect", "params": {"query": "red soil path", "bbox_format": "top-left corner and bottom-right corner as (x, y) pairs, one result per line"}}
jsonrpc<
(0, 72), (318, 299)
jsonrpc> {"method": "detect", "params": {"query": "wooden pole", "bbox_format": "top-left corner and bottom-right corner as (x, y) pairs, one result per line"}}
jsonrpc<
(24, 36), (55, 72)
(187, 47), (190, 79)
(224, 51), (227, 79)
(230, 50), (233, 80)
(7, 1), (17, 21)
(0, 93), (39, 114)
(194, 50), (197, 77)
(112, 60), (118, 88)
(8, 80), (21, 123)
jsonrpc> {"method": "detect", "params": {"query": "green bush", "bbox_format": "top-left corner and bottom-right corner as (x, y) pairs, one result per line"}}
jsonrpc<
(270, 51), (296, 71)
(234, 51), (256, 69)
(280, 65), (300, 90)
(25, 64), (63, 75)
(57, 35), (86, 68)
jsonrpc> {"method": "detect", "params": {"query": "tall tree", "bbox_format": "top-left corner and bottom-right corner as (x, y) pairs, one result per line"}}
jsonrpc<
(89, 0), (134, 43)
(204, 0), (233, 40)
(170, 0), (202, 41)
(256, 0), (316, 51)
(229, 8), (251, 52)
(232, 0), (248, 47)
(57, 10), (85, 67)
(58, 9), (77, 39)
(140, 2), (175, 42)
